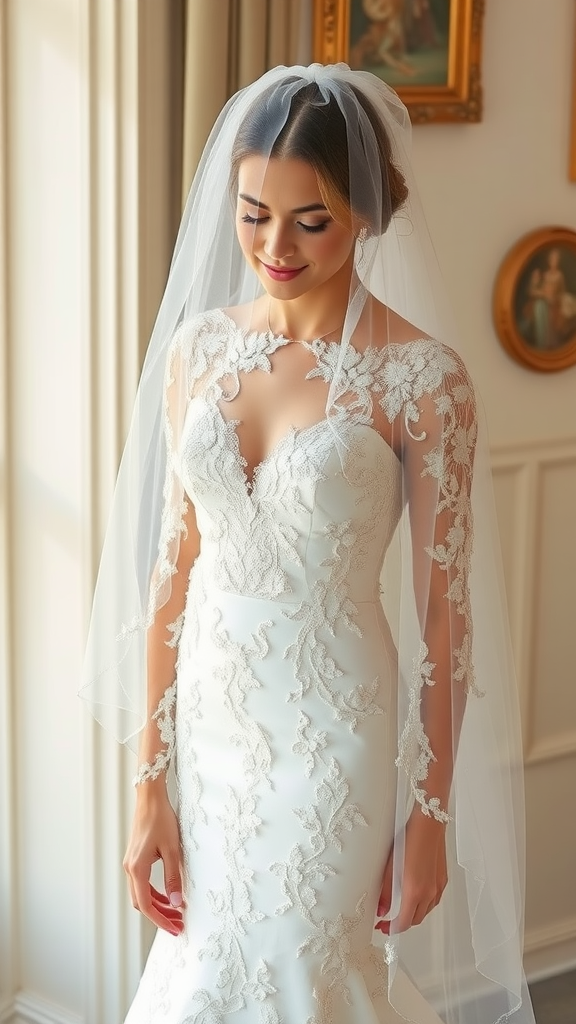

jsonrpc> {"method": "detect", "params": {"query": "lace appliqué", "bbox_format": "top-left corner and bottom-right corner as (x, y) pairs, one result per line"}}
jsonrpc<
(298, 896), (368, 1024)
(284, 516), (383, 730)
(176, 571), (206, 866)
(396, 641), (451, 823)
(271, 755), (367, 919)
(313, 336), (477, 821)
(271, 735), (370, 1020)
(380, 342), (477, 820)
(189, 611), (278, 1024)
(133, 679), (177, 786)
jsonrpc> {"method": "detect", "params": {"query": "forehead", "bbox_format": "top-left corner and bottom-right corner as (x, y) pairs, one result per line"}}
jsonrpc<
(237, 155), (323, 206)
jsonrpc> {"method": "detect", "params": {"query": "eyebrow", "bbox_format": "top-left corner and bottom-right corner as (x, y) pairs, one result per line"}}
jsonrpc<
(238, 193), (328, 214)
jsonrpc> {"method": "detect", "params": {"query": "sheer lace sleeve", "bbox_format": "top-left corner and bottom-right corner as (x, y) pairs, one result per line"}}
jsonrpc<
(133, 324), (200, 785)
(381, 342), (477, 821)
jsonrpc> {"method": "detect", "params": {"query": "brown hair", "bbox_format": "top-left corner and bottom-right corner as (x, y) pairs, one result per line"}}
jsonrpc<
(230, 80), (408, 236)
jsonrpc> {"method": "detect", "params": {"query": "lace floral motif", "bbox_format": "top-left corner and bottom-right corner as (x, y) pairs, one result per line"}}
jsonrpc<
(189, 610), (278, 1024)
(133, 680), (177, 786)
(395, 641), (451, 823)
(271, 756), (367, 923)
(284, 515), (383, 729)
(176, 580), (205, 862)
(293, 712), (327, 779)
(127, 313), (480, 1020)
(298, 896), (368, 1024)
(271, 735), (370, 1019)
(377, 342), (477, 819)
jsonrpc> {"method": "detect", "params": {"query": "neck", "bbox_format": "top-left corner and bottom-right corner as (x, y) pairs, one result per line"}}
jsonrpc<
(268, 261), (359, 342)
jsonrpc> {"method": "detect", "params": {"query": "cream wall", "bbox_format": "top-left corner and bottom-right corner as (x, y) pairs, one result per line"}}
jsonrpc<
(407, 0), (576, 979)
(0, 2), (574, 1023)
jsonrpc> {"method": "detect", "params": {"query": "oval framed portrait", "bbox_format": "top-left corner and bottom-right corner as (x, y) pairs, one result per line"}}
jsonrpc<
(493, 227), (576, 372)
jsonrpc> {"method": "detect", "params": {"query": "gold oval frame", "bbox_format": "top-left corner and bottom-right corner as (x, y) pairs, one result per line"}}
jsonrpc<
(493, 227), (576, 373)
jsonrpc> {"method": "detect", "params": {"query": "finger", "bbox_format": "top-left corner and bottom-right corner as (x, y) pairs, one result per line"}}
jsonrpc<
(143, 888), (184, 935)
(130, 866), (183, 935)
(126, 873), (139, 912)
(150, 890), (183, 916)
(377, 852), (394, 917)
(150, 885), (171, 906)
(410, 901), (430, 927)
(162, 846), (184, 910)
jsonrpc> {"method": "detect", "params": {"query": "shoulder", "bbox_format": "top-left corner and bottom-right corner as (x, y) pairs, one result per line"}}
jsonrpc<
(222, 299), (268, 333)
(377, 339), (476, 448)
(165, 309), (237, 392)
(170, 308), (233, 352)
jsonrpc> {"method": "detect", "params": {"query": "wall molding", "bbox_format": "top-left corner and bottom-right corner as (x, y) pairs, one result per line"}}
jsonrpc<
(5, 991), (83, 1024)
(0, 0), (18, 1011)
(491, 437), (576, 766)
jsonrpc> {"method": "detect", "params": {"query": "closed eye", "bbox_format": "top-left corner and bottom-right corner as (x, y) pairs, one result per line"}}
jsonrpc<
(241, 213), (268, 226)
(240, 213), (329, 234)
(298, 221), (328, 234)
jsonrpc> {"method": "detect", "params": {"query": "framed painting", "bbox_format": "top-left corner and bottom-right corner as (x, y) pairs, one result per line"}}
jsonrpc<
(565, 7), (569, 180)
(312, 0), (484, 123)
(493, 227), (576, 373)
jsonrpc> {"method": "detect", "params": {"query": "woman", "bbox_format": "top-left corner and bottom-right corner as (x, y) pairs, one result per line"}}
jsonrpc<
(81, 65), (536, 1024)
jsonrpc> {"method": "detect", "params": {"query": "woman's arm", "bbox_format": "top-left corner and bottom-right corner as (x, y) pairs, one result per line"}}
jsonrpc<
(376, 348), (476, 935)
(123, 498), (200, 936)
(123, 333), (201, 934)
(135, 499), (201, 784)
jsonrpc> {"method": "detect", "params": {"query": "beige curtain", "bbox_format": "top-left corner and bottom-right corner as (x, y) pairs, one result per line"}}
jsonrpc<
(182, 0), (312, 202)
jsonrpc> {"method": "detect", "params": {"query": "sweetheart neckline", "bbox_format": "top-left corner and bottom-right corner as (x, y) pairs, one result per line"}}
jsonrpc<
(183, 396), (402, 501)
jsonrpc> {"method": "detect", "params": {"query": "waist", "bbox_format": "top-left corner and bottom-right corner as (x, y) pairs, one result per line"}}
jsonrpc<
(194, 549), (383, 607)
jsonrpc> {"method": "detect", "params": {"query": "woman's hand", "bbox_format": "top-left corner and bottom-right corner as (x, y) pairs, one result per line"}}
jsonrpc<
(375, 809), (448, 935)
(123, 779), (185, 936)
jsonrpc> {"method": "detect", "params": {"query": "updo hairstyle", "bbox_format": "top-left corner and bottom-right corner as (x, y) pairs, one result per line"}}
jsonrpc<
(230, 79), (408, 237)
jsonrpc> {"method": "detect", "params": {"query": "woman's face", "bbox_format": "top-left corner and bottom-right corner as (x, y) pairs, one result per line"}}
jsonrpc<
(236, 155), (356, 301)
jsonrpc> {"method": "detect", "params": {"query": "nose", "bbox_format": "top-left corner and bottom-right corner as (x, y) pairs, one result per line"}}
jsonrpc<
(263, 222), (295, 262)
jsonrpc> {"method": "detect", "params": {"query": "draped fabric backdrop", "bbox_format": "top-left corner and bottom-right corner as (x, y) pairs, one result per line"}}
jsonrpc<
(182, 0), (312, 203)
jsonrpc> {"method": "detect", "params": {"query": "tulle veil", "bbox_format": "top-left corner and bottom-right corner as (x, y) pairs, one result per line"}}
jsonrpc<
(80, 63), (535, 1024)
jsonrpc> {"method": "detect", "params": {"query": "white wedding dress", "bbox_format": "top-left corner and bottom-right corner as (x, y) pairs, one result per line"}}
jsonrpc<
(124, 309), (475, 1024)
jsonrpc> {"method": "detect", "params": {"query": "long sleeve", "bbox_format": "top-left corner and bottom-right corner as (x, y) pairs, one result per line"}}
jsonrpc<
(133, 335), (200, 785)
(381, 342), (477, 821)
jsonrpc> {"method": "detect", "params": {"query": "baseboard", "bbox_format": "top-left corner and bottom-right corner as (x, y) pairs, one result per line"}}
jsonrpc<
(524, 917), (576, 983)
(6, 992), (82, 1024)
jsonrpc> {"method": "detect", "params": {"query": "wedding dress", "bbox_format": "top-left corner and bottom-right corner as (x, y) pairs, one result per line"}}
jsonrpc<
(81, 65), (537, 1024)
(123, 308), (473, 1024)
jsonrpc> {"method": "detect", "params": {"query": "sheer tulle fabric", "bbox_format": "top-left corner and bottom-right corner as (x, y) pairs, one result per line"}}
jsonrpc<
(81, 64), (534, 1024)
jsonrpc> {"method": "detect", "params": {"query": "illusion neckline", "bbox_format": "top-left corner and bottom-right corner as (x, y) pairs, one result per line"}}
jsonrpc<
(218, 307), (341, 349)
(217, 307), (432, 358)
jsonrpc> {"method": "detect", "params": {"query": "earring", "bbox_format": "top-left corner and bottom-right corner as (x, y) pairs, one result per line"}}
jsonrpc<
(357, 226), (368, 262)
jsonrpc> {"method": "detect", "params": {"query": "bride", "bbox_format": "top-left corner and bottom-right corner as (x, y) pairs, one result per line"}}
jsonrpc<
(81, 63), (536, 1024)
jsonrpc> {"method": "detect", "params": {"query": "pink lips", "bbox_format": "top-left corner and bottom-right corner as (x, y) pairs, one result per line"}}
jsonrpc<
(261, 262), (306, 282)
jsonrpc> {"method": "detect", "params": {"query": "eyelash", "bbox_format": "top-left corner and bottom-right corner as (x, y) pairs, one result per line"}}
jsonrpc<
(240, 213), (328, 234)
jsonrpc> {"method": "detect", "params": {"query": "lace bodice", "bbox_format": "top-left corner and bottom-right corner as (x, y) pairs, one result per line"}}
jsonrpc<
(167, 310), (474, 620)
(139, 308), (477, 814)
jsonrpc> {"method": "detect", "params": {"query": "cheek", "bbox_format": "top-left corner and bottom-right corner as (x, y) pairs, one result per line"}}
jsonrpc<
(236, 221), (257, 256)
(315, 230), (353, 264)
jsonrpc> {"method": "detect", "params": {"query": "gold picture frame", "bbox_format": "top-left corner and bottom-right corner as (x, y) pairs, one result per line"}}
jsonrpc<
(313, 0), (484, 124)
(493, 227), (576, 373)
(565, 6), (569, 181)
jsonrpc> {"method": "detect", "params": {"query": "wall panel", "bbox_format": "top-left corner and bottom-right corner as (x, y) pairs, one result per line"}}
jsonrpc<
(492, 440), (576, 975)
